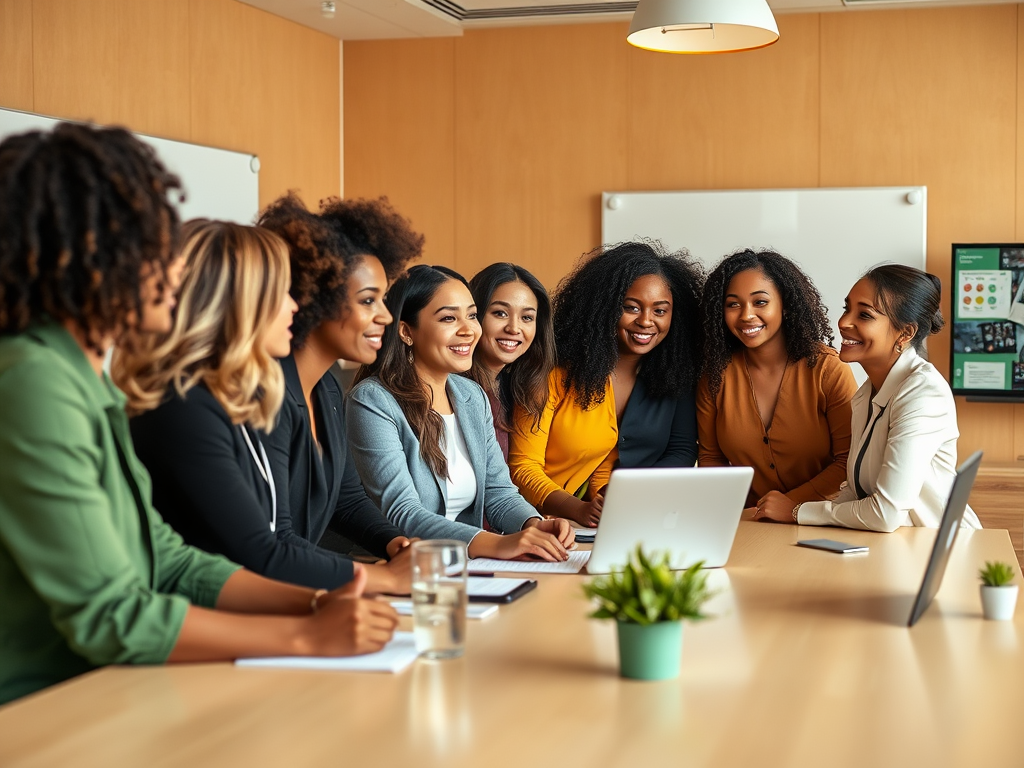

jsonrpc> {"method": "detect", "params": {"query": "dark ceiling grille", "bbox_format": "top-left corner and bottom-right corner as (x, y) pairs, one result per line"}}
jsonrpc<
(421, 1), (638, 20)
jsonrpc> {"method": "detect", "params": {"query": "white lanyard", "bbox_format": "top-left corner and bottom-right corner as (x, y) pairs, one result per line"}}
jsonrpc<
(240, 426), (277, 533)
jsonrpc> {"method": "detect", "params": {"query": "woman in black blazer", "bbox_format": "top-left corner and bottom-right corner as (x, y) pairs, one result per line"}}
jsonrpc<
(119, 220), (408, 593)
(258, 194), (423, 558)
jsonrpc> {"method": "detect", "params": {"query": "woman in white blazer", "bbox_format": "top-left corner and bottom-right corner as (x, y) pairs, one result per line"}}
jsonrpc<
(758, 264), (981, 532)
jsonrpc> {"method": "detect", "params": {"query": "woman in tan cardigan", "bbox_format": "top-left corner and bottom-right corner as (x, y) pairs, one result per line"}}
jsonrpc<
(696, 249), (858, 522)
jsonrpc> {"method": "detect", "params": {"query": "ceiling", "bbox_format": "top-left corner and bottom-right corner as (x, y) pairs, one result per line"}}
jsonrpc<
(238, 0), (1018, 40)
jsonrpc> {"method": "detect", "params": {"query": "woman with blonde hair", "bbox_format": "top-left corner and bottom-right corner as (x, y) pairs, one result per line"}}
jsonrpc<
(118, 220), (409, 593)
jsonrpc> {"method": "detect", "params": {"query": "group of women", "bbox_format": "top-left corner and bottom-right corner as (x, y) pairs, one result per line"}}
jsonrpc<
(0, 123), (979, 705)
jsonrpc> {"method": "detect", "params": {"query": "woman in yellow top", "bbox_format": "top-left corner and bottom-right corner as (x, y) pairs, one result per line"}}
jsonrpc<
(508, 242), (705, 527)
(696, 249), (858, 520)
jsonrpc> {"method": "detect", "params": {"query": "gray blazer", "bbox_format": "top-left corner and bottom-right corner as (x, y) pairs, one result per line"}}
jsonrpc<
(346, 375), (541, 543)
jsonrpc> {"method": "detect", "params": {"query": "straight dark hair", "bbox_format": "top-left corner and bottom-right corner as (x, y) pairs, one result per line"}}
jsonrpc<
(355, 264), (469, 478)
(466, 263), (555, 432)
(863, 264), (944, 353)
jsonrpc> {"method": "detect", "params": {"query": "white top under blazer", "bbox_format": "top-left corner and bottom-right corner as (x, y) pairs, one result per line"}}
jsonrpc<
(797, 347), (982, 532)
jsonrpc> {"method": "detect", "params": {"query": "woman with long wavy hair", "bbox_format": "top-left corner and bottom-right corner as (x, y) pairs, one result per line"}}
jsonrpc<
(508, 241), (704, 527)
(0, 125), (394, 705)
(465, 262), (556, 461)
(697, 249), (857, 522)
(346, 265), (574, 560)
(117, 220), (409, 593)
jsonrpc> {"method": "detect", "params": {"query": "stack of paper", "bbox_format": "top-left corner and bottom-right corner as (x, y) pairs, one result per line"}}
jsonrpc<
(236, 631), (419, 673)
(390, 601), (498, 620)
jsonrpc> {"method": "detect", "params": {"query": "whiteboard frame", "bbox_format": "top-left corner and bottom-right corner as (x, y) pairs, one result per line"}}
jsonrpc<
(0, 107), (259, 225)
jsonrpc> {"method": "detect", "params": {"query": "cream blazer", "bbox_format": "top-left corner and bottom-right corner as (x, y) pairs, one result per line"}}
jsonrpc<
(797, 348), (982, 532)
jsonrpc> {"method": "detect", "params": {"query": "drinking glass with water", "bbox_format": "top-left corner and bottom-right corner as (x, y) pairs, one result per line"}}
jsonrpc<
(411, 540), (468, 659)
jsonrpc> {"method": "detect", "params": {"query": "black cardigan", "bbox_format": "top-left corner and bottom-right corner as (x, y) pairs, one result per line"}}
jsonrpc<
(617, 379), (698, 469)
(263, 355), (403, 558)
(131, 383), (356, 589)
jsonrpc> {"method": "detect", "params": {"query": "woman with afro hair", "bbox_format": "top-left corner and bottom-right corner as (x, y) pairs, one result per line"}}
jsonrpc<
(697, 249), (857, 522)
(508, 241), (704, 528)
(257, 193), (422, 568)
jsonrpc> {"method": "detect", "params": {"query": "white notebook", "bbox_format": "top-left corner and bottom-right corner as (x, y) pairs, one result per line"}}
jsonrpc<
(389, 601), (498, 620)
(236, 631), (418, 673)
(468, 549), (590, 574)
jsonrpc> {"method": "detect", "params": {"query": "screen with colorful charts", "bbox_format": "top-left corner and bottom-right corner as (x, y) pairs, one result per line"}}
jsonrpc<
(951, 243), (1024, 399)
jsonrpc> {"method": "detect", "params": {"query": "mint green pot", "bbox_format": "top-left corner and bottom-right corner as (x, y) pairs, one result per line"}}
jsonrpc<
(616, 620), (684, 681)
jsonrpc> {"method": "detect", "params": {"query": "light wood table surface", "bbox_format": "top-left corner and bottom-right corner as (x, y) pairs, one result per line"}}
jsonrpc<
(2, 522), (1022, 768)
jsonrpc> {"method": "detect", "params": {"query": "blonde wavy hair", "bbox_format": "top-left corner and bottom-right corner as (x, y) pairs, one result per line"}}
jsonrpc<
(113, 220), (289, 430)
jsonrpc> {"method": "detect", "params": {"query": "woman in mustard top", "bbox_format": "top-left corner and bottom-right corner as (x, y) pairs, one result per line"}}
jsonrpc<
(696, 249), (857, 521)
(508, 242), (704, 527)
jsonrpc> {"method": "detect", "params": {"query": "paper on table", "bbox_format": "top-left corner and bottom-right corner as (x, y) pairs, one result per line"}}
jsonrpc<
(235, 631), (418, 673)
(390, 601), (498, 620)
(468, 549), (590, 574)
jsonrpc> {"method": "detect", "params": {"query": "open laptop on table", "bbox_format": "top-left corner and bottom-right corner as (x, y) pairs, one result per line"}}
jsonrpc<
(586, 466), (754, 574)
(907, 450), (984, 627)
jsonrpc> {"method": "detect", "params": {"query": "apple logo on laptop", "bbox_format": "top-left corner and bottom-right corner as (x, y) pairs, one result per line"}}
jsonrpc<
(663, 510), (680, 529)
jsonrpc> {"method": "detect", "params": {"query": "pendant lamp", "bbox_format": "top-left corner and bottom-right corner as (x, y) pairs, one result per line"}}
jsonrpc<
(627, 0), (780, 54)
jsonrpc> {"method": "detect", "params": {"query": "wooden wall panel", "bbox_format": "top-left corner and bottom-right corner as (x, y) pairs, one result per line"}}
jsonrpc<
(628, 14), (820, 192)
(820, 6), (1019, 462)
(344, 38), (455, 264)
(0, 0), (34, 111)
(190, 0), (340, 211)
(453, 24), (629, 287)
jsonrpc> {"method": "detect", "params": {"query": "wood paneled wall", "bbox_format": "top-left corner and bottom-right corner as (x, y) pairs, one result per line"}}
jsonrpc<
(344, 5), (1024, 463)
(0, 0), (340, 211)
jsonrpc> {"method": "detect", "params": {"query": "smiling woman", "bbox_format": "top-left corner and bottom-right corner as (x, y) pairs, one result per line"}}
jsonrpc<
(346, 265), (574, 561)
(507, 241), (705, 528)
(696, 249), (858, 522)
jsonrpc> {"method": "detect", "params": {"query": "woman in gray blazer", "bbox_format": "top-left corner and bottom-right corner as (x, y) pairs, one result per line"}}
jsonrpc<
(346, 265), (574, 560)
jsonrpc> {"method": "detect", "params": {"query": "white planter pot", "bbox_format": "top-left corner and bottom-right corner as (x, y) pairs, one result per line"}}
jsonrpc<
(980, 584), (1018, 621)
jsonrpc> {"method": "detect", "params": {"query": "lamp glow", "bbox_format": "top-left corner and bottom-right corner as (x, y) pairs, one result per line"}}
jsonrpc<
(627, 0), (779, 54)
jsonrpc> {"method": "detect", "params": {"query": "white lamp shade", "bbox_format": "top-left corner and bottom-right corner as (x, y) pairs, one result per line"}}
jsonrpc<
(627, 0), (780, 54)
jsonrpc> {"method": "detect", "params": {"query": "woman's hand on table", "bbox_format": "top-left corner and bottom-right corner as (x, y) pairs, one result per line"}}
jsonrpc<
(752, 491), (798, 524)
(307, 566), (399, 656)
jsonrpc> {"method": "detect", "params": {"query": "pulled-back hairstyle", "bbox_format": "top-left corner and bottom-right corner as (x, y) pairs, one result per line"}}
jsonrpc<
(467, 263), (555, 431)
(319, 196), (424, 282)
(701, 248), (833, 397)
(863, 263), (944, 353)
(113, 221), (289, 430)
(553, 241), (705, 410)
(0, 123), (181, 347)
(355, 264), (470, 478)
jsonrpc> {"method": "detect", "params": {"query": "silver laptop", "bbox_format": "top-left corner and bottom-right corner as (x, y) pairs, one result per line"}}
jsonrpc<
(587, 466), (754, 574)
(907, 450), (984, 627)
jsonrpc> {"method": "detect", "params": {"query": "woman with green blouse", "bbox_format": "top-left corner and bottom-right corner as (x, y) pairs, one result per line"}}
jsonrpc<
(0, 124), (397, 705)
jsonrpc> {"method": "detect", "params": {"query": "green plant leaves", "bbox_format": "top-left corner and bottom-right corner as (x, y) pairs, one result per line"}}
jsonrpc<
(979, 560), (1015, 587)
(582, 544), (715, 626)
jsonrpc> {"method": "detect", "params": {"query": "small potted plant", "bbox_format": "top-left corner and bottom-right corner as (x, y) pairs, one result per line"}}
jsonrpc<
(582, 545), (714, 681)
(979, 561), (1018, 621)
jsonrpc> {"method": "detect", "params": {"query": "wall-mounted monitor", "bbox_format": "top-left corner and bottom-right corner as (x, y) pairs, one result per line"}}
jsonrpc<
(951, 243), (1024, 402)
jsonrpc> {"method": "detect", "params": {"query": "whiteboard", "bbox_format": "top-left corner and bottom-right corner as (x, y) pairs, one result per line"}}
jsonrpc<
(0, 107), (259, 225)
(602, 187), (928, 382)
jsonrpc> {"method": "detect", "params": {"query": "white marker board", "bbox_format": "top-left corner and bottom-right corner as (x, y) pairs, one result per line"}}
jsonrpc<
(602, 187), (927, 383)
(0, 107), (259, 225)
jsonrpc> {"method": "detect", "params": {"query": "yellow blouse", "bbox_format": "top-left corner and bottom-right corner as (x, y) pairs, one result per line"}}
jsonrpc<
(508, 368), (616, 508)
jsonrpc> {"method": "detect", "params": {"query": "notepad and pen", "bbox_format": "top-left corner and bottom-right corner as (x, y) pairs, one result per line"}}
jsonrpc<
(468, 549), (590, 574)
(236, 632), (419, 674)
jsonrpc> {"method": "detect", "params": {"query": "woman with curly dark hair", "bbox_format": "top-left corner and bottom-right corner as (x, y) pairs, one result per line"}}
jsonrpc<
(257, 192), (421, 568)
(508, 241), (704, 527)
(697, 249), (857, 522)
(0, 125), (395, 706)
(466, 263), (556, 461)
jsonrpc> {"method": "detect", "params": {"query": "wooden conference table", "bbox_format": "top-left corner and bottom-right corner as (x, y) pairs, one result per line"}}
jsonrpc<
(1, 522), (1022, 768)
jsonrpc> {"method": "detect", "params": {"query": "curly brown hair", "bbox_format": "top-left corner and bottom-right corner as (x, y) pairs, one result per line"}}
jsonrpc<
(318, 196), (423, 282)
(0, 123), (182, 346)
(700, 248), (833, 397)
(258, 193), (349, 348)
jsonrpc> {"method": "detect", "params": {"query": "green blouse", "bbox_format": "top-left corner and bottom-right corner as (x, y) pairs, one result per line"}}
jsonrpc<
(0, 323), (240, 705)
